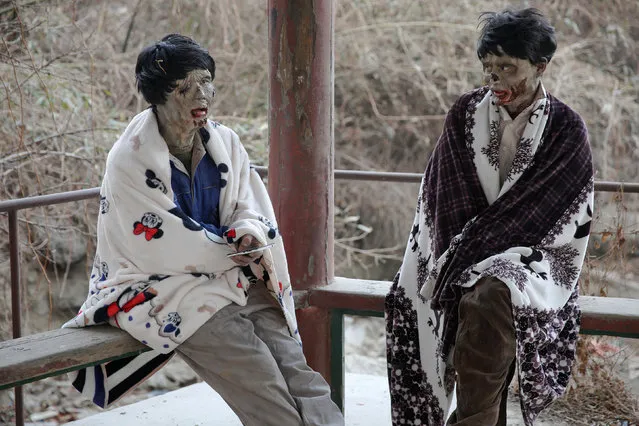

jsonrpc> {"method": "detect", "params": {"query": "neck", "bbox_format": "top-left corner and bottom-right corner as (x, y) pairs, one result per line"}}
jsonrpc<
(154, 108), (198, 156)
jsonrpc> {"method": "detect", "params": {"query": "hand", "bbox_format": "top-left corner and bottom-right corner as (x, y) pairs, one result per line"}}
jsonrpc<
(230, 234), (263, 266)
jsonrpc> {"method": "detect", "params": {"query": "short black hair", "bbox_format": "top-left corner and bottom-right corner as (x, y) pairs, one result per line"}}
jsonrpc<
(135, 34), (216, 105)
(477, 8), (556, 65)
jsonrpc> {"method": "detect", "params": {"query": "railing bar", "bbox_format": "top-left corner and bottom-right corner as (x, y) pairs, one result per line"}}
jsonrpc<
(8, 211), (24, 426)
(265, 167), (639, 192)
(593, 181), (639, 193)
(0, 172), (637, 214)
(335, 170), (423, 183)
(329, 311), (345, 411)
(9, 212), (20, 339)
(0, 187), (100, 213)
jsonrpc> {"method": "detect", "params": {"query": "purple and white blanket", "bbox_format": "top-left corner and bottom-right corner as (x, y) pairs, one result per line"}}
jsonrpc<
(385, 86), (594, 425)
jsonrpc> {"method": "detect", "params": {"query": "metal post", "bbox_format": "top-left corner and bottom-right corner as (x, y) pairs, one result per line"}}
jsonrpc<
(268, 0), (335, 384)
(9, 210), (24, 426)
(330, 310), (345, 410)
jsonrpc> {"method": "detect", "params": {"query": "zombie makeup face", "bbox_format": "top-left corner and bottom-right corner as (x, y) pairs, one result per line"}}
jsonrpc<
(481, 49), (546, 116)
(156, 69), (216, 136)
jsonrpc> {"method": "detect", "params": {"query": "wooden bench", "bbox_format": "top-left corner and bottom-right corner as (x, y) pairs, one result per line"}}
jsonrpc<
(311, 277), (639, 337)
(0, 292), (304, 391)
(310, 277), (639, 405)
(2, 277), (639, 398)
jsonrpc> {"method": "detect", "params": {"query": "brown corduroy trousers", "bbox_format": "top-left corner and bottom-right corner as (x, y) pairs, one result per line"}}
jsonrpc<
(448, 277), (517, 426)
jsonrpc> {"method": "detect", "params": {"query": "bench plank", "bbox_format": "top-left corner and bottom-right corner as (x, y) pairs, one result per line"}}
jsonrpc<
(2, 278), (638, 391)
(311, 277), (639, 338)
(0, 292), (310, 391)
(309, 277), (388, 312)
(0, 326), (149, 390)
(579, 296), (639, 337)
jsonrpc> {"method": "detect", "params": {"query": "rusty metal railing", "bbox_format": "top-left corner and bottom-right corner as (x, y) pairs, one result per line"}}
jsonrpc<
(1, 169), (638, 426)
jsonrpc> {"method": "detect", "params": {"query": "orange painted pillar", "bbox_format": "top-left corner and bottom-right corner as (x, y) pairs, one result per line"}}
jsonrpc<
(267, 0), (335, 382)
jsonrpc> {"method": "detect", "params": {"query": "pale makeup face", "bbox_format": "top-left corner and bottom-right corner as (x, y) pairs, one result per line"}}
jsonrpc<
(481, 49), (546, 115)
(156, 69), (215, 133)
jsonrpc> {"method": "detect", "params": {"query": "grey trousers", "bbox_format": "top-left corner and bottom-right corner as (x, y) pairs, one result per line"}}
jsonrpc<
(176, 283), (344, 426)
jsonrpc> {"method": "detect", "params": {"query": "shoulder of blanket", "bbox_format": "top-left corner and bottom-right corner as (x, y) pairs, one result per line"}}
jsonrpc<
(104, 109), (170, 179)
(106, 109), (165, 161)
(447, 87), (491, 118)
(457, 86), (490, 106)
(542, 94), (593, 174)
(547, 93), (588, 132)
(545, 93), (591, 154)
(207, 121), (240, 143)
(206, 121), (249, 158)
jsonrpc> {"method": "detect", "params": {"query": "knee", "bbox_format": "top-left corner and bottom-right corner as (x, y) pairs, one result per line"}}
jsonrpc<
(460, 277), (512, 318)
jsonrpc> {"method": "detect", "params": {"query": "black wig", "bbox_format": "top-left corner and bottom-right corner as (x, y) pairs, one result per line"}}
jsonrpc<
(477, 8), (556, 65)
(135, 34), (216, 105)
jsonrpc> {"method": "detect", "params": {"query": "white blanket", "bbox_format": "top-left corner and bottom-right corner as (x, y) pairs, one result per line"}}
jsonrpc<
(63, 109), (300, 407)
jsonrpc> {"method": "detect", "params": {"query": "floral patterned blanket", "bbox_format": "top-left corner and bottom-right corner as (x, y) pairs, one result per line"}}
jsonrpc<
(385, 86), (593, 425)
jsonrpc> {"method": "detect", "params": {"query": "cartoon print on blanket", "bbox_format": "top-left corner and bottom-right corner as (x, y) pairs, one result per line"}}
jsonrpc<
(145, 169), (168, 193)
(62, 110), (301, 408)
(92, 275), (168, 325)
(132, 212), (165, 241)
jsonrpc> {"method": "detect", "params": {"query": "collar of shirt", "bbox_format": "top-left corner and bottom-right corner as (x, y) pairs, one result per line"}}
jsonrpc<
(168, 131), (208, 177)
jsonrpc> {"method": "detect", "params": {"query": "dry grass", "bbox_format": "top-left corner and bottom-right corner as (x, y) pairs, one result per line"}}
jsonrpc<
(549, 337), (639, 425)
(0, 0), (638, 423)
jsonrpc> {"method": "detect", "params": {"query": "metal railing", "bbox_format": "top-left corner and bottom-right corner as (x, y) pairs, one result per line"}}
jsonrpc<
(1, 168), (638, 426)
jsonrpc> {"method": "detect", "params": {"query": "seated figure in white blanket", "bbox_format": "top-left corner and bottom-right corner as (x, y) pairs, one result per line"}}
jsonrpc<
(64, 33), (344, 426)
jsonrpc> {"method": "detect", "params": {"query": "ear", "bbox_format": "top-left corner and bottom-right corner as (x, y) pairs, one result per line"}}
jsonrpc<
(536, 59), (548, 77)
